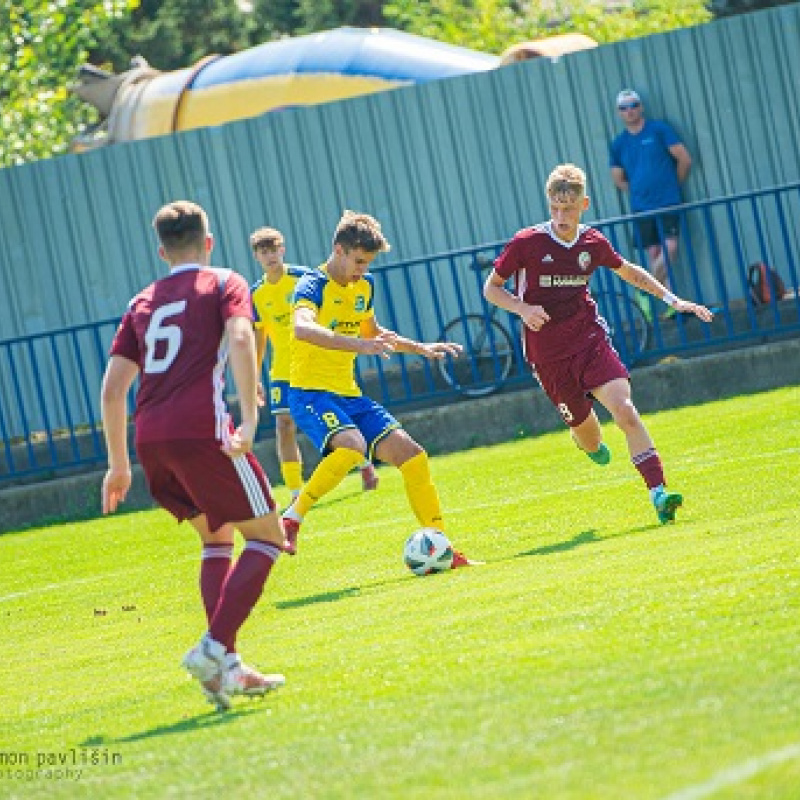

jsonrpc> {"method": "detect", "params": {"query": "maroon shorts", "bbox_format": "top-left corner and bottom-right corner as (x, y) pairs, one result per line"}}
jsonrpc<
(531, 336), (629, 427)
(137, 439), (276, 533)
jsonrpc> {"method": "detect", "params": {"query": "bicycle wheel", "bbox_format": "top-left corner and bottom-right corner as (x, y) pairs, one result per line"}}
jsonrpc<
(436, 314), (515, 398)
(599, 291), (650, 365)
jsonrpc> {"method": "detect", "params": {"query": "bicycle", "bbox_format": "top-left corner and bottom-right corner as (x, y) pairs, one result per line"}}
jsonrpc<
(436, 256), (651, 398)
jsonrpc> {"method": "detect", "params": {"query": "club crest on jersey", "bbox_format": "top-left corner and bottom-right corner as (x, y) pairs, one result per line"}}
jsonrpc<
(355, 295), (366, 312)
(578, 251), (591, 271)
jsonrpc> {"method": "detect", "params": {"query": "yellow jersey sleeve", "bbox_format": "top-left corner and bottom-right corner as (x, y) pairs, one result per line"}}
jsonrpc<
(250, 266), (309, 382)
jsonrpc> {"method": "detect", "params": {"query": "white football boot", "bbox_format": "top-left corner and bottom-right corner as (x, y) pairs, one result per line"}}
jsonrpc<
(225, 653), (286, 697)
(182, 634), (232, 711)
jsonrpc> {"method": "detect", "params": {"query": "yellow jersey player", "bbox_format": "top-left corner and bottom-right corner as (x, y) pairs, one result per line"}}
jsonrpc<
(280, 210), (480, 569)
(249, 227), (378, 500)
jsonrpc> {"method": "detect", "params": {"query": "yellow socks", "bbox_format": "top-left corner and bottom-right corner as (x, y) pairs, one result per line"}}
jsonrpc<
(281, 460), (303, 495)
(294, 447), (364, 518)
(288, 448), (444, 531)
(399, 451), (444, 530)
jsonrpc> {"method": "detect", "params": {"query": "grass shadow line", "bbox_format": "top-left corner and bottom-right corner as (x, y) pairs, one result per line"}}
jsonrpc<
(514, 523), (661, 559)
(275, 572), (419, 610)
(275, 586), (362, 609)
(307, 488), (362, 512)
(277, 526), (662, 609)
(516, 529), (600, 556)
(80, 706), (262, 745)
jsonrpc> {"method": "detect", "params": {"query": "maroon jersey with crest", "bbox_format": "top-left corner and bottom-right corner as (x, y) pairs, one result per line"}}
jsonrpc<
(493, 222), (624, 364)
(110, 264), (253, 445)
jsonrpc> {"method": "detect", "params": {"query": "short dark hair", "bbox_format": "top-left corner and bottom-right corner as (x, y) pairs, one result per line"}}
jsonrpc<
(333, 210), (391, 254)
(250, 227), (285, 251)
(153, 201), (208, 253)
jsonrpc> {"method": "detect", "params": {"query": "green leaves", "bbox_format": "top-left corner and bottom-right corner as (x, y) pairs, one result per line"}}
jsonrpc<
(382, 0), (711, 53)
(0, 0), (720, 166)
(95, 0), (259, 74)
(0, 1), (135, 167)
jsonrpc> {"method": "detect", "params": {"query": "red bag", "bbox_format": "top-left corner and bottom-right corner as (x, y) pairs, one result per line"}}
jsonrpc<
(748, 262), (786, 305)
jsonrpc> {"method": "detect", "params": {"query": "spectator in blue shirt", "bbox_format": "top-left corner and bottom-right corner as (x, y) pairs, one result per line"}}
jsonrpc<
(610, 89), (692, 317)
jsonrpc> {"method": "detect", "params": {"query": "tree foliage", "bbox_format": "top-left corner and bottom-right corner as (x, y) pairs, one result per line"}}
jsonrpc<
(549, 0), (712, 44)
(290, 0), (384, 34)
(0, 1), (136, 168)
(1, 0), (785, 166)
(93, 0), (387, 73)
(382, 0), (712, 55)
(710, 0), (797, 17)
(95, 0), (258, 74)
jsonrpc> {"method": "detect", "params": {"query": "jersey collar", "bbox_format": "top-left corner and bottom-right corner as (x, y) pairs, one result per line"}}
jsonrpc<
(543, 221), (586, 249)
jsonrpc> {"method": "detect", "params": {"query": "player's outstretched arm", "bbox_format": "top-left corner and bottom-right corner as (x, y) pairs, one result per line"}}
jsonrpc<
(295, 307), (396, 358)
(669, 297), (714, 322)
(367, 319), (461, 360)
(100, 355), (139, 514)
(617, 261), (714, 323)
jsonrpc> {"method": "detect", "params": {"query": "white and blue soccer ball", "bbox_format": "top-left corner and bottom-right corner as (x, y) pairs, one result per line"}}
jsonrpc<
(403, 528), (454, 576)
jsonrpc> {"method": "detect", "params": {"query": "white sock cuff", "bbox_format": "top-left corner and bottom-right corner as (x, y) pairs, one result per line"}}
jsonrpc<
(631, 447), (657, 466)
(245, 540), (281, 561)
(201, 544), (234, 560)
(284, 504), (302, 522)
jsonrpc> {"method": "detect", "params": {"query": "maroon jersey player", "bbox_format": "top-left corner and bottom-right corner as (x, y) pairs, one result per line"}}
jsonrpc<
(100, 200), (286, 710)
(484, 163), (713, 524)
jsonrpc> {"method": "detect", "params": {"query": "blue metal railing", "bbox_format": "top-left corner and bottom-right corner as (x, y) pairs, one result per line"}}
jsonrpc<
(2, 183), (799, 483)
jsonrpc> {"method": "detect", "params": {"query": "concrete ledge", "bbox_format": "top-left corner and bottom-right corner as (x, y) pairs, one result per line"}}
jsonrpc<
(398, 337), (800, 453)
(2, 338), (798, 533)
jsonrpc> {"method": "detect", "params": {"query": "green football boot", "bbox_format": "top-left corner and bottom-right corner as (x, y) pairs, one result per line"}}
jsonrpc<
(571, 433), (611, 466)
(653, 488), (683, 524)
(586, 442), (611, 466)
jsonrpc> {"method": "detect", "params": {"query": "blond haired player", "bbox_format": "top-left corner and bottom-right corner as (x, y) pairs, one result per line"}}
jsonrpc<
(484, 164), (713, 523)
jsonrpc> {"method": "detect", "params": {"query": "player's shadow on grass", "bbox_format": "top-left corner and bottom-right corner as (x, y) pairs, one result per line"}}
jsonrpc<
(311, 487), (364, 511)
(79, 706), (261, 745)
(515, 524), (655, 558)
(275, 570), (414, 609)
(276, 586), (364, 609)
(516, 529), (600, 557)
(277, 528), (656, 609)
(277, 533), (609, 610)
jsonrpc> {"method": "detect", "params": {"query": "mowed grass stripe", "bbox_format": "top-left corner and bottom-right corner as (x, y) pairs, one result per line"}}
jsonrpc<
(1, 386), (798, 799)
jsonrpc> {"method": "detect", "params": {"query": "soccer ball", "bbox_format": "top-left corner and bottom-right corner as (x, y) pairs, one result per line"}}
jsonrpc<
(403, 528), (454, 576)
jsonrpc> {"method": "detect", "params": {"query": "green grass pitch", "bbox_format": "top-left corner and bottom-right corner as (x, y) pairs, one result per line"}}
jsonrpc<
(1, 387), (799, 799)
